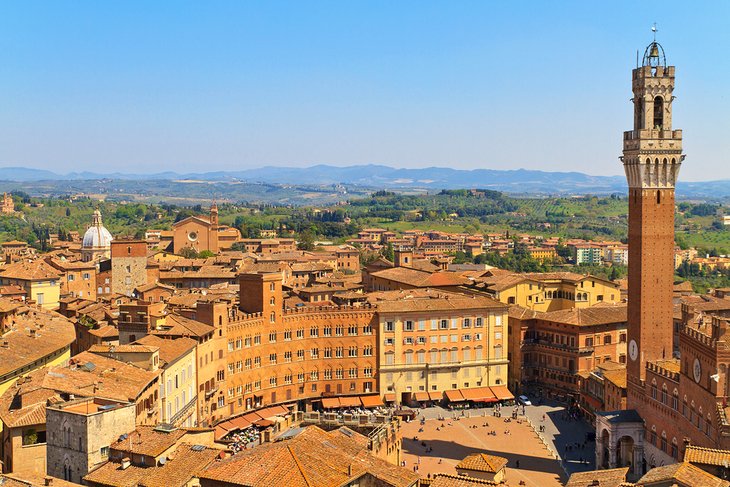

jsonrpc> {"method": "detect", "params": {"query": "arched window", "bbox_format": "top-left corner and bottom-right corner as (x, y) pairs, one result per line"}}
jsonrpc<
(651, 379), (657, 400)
(672, 389), (679, 410)
(634, 96), (644, 129)
(653, 96), (664, 129)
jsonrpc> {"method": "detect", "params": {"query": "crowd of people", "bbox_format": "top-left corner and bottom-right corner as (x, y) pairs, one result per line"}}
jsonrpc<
(325, 406), (392, 419)
(227, 426), (262, 454)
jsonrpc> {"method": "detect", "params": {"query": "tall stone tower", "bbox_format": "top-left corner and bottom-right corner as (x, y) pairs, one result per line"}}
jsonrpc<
(622, 41), (684, 401)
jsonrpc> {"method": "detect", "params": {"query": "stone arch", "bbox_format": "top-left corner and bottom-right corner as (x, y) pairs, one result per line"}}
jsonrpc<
(617, 435), (635, 468)
(653, 96), (664, 129)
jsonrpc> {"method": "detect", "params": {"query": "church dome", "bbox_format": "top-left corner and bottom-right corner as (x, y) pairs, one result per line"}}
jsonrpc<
(82, 209), (113, 249)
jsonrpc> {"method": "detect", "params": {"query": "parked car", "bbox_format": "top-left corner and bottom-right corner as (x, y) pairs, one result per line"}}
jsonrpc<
(518, 395), (532, 406)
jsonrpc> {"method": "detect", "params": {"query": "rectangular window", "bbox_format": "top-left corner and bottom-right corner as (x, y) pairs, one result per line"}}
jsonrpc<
(475, 317), (483, 327)
(385, 321), (394, 332)
(404, 320), (414, 331)
(463, 318), (471, 328)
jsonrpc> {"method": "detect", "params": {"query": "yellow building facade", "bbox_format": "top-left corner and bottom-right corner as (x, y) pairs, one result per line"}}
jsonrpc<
(483, 273), (621, 312)
(371, 290), (509, 405)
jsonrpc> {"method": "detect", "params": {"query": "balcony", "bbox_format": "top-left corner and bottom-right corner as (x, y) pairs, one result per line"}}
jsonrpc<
(205, 386), (219, 400)
(623, 128), (682, 141)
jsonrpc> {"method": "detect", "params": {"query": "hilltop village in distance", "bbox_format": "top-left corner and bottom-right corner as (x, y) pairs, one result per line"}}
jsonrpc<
(1, 40), (730, 487)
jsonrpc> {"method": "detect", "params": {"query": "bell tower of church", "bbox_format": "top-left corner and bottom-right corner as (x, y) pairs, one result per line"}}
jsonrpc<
(622, 40), (684, 400)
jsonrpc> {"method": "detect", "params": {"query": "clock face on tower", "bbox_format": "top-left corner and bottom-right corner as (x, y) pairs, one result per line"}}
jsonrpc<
(629, 340), (638, 361)
(693, 358), (702, 383)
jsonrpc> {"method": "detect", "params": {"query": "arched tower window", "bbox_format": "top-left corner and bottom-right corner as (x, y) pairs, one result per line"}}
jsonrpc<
(634, 97), (644, 129)
(653, 96), (664, 129)
(657, 190), (661, 205)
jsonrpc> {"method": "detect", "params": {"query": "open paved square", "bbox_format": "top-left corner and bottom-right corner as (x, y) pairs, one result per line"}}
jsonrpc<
(400, 408), (566, 487)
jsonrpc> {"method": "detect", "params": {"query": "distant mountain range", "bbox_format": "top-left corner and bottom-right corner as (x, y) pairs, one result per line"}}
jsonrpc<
(0, 165), (728, 199)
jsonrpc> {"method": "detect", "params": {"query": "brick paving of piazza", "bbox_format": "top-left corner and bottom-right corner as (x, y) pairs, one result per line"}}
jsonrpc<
(399, 411), (566, 487)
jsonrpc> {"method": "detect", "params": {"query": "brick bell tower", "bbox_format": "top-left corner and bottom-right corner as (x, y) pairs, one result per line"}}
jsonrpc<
(622, 40), (685, 403)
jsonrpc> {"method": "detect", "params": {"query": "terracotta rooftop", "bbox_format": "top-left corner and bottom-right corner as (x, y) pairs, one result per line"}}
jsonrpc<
(535, 304), (627, 327)
(110, 425), (187, 458)
(652, 358), (680, 374)
(0, 259), (61, 281)
(134, 335), (197, 366)
(134, 282), (176, 293)
(0, 303), (76, 378)
(43, 351), (159, 402)
(683, 444), (730, 467)
(508, 305), (538, 320)
(636, 461), (729, 487)
(155, 313), (214, 339)
(601, 367), (627, 389)
(367, 289), (506, 312)
(370, 267), (470, 288)
(0, 369), (61, 428)
(89, 344), (159, 354)
(428, 474), (502, 486)
(455, 453), (508, 473)
(0, 474), (81, 487)
(565, 467), (628, 487)
(199, 425), (418, 487)
(84, 442), (219, 487)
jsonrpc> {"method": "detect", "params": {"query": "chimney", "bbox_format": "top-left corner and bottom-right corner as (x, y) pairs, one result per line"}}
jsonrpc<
(44, 477), (53, 486)
(121, 457), (131, 470)
(347, 464), (353, 476)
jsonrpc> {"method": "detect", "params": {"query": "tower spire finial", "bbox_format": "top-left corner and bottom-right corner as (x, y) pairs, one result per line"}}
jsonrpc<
(652, 22), (658, 42)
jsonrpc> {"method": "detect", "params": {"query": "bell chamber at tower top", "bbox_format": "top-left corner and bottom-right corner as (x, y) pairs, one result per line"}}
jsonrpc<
(621, 40), (684, 190)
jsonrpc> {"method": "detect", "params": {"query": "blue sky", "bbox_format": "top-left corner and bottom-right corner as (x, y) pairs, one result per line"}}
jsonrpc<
(1, 1), (728, 181)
